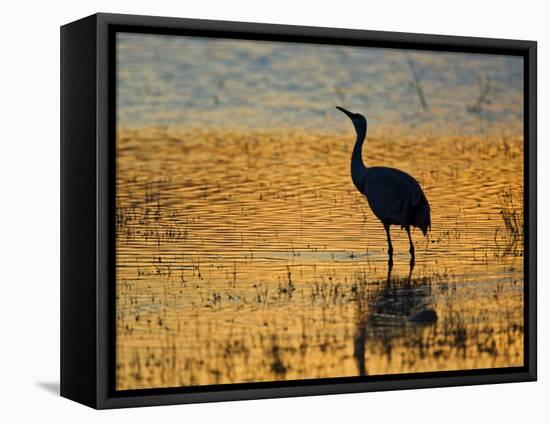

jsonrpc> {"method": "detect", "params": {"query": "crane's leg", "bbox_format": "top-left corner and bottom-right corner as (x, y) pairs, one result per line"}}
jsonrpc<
(406, 226), (415, 268)
(384, 223), (393, 267)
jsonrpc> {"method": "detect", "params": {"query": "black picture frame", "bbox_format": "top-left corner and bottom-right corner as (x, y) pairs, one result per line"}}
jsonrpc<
(61, 12), (537, 409)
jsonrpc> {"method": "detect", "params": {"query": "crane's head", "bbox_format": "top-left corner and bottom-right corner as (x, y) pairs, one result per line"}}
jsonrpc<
(336, 106), (367, 134)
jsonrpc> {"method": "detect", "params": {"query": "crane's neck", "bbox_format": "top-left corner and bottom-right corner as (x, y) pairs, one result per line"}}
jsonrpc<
(351, 125), (367, 194)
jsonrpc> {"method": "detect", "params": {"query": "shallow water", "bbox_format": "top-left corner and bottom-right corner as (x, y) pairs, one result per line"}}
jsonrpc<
(115, 127), (523, 390)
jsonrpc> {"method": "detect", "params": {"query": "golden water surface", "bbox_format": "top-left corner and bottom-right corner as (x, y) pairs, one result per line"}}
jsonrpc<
(115, 125), (524, 390)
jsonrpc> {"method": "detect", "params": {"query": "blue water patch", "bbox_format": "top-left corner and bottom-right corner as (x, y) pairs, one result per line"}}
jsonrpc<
(117, 33), (523, 135)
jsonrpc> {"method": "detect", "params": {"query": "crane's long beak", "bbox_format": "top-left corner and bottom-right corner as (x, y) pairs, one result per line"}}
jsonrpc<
(336, 106), (354, 119)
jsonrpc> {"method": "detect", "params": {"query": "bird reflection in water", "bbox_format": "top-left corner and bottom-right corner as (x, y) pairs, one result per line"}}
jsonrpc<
(353, 265), (437, 376)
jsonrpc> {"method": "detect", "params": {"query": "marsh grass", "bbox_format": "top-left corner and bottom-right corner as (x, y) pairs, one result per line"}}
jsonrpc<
(498, 187), (524, 241)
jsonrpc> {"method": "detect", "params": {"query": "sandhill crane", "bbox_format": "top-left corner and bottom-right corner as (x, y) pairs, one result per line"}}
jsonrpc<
(336, 106), (430, 267)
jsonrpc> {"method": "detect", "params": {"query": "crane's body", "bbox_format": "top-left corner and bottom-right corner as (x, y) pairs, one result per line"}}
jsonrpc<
(337, 106), (430, 266)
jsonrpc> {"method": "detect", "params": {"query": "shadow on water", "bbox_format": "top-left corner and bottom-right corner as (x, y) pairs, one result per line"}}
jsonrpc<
(353, 265), (437, 376)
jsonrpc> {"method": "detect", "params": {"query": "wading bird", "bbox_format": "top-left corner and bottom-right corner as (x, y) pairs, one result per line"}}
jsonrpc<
(336, 106), (430, 267)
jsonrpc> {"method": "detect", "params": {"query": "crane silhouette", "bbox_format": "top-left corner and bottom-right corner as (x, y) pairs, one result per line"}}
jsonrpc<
(336, 106), (430, 267)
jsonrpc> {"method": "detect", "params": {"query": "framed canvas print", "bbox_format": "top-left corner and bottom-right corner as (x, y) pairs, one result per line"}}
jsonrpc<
(60, 13), (537, 409)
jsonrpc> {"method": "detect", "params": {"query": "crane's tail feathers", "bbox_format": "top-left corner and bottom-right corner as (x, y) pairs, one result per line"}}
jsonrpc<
(421, 223), (430, 236)
(414, 194), (431, 237)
